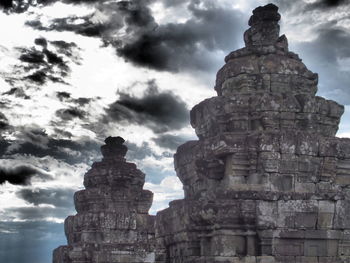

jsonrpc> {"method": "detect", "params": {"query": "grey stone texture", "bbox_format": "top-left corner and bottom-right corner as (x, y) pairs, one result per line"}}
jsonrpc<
(155, 3), (350, 263)
(53, 137), (155, 263)
(53, 3), (350, 263)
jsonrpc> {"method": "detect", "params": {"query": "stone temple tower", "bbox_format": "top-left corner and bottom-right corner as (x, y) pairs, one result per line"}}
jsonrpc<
(156, 3), (350, 263)
(53, 136), (155, 263)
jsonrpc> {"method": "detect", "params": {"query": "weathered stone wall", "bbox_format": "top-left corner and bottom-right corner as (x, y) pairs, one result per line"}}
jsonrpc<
(53, 137), (155, 263)
(53, 4), (350, 263)
(155, 4), (350, 263)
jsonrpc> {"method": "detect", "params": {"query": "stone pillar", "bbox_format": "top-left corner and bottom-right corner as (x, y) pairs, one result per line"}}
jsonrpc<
(53, 136), (155, 263)
(156, 3), (350, 263)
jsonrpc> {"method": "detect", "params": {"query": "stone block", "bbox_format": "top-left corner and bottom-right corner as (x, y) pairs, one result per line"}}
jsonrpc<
(334, 200), (350, 229)
(318, 256), (343, 263)
(276, 230), (303, 239)
(209, 235), (247, 257)
(279, 154), (298, 173)
(319, 138), (339, 157)
(328, 100), (344, 117)
(303, 239), (338, 257)
(320, 157), (337, 181)
(259, 152), (281, 173)
(335, 159), (350, 185)
(304, 240), (327, 256)
(335, 175), (350, 186)
(298, 156), (321, 175)
(317, 209), (334, 229)
(316, 182), (339, 194)
(261, 111), (281, 130)
(274, 239), (304, 256)
(295, 182), (316, 193)
(297, 134), (319, 156)
(256, 256), (276, 263)
(339, 241), (350, 256)
(295, 212), (317, 229)
(280, 131), (297, 154)
(338, 139), (350, 159)
(277, 200), (318, 228)
(270, 174), (294, 192)
(295, 256), (318, 263)
(262, 159), (280, 173)
(257, 201), (278, 228)
(259, 133), (280, 152)
(224, 95), (251, 114)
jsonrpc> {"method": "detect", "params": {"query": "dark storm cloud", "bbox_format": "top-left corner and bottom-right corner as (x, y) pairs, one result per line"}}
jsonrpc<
(126, 141), (154, 160)
(2, 87), (30, 99)
(292, 26), (350, 104)
(4, 38), (80, 89)
(17, 127), (50, 148)
(17, 187), (75, 208)
(117, 0), (244, 71)
(0, 112), (10, 130)
(55, 107), (85, 121)
(25, 0), (155, 42)
(19, 49), (45, 63)
(105, 80), (189, 133)
(74, 97), (92, 106)
(25, 0), (244, 72)
(56, 92), (93, 106)
(305, 0), (349, 9)
(3, 127), (101, 164)
(0, 0), (13, 9)
(310, 28), (350, 61)
(26, 16), (107, 37)
(0, 139), (10, 157)
(0, 0), (108, 13)
(265, 0), (349, 17)
(14, 45), (68, 85)
(56, 91), (71, 101)
(152, 134), (188, 150)
(0, 165), (52, 186)
(0, 0), (64, 13)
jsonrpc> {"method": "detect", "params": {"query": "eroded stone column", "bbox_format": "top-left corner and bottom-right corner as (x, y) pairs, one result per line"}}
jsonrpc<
(53, 136), (155, 263)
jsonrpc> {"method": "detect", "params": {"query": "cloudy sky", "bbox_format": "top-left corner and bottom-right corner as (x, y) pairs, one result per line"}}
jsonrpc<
(0, 0), (349, 262)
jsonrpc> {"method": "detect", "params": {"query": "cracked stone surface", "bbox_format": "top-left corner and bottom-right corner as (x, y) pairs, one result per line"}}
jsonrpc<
(155, 4), (350, 263)
(53, 3), (350, 263)
(53, 136), (155, 263)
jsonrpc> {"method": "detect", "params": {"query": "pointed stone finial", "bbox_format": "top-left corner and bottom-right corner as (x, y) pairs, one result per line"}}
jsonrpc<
(100, 136), (128, 159)
(244, 3), (282, 47)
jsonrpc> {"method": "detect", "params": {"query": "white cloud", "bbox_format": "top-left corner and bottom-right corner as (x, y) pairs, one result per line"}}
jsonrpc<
(144, 176), (184, 215)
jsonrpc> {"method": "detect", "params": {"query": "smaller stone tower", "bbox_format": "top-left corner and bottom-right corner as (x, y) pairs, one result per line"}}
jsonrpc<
(53, 136), (155, 263)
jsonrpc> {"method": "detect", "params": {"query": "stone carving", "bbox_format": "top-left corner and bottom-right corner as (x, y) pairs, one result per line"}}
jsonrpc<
(53, 136), (155, 263)
(53, 3), (350, 263)
(155, 3), (350, 263)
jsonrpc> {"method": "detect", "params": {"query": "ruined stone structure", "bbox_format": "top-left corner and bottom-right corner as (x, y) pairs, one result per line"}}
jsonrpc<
(54, 3), (350, 263)
(156, 3), (350, 263)
(53, 137), (155, 263)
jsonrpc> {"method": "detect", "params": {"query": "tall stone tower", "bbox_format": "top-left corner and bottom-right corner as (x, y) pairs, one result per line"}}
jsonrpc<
(156, 4), (350, 263)
(53, 136), (155, 263)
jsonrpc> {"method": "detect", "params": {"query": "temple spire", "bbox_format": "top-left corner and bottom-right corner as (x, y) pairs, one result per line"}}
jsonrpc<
(244, 3), (281, 47)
